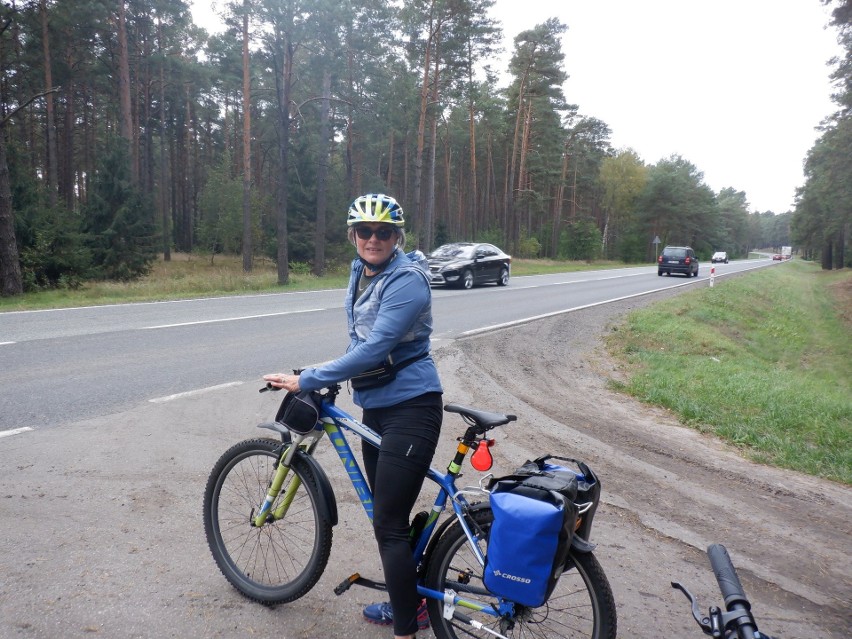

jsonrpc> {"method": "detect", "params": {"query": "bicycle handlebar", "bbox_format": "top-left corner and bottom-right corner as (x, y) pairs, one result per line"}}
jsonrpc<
(672, 544), (777, 639)
(707, 544), (750, 612)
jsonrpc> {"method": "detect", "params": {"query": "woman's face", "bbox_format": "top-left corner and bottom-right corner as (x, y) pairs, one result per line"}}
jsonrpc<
(354, 223), (397, 269)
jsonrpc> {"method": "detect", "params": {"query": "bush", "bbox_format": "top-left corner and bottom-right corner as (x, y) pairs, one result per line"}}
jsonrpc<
(559, 220), (602, 261)
(17, 205), (89, 291)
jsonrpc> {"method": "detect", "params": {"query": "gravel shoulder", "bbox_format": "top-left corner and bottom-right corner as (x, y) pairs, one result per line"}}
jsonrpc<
(0, 288), (849, 638)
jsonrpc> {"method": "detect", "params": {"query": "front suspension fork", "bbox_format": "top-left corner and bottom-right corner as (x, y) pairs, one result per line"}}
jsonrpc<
(252, 445), (302, 527)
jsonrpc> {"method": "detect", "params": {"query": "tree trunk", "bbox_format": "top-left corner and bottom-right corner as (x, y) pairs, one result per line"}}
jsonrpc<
(40, 0), (58, 208)
(413, 6), (438, 242)
(117, 0), (135, 183)
(61, 79), (74, 210)
(241, 7), (252, 273)
(157, 16), (170, 261)
(0, 124), (23, 296)
(821, 236), (833, 270)
(313, 71), (331, 277)
(506, 84), (524, 245)
(423, 39), (441, 252)
(466, 43), (477, 233)
(385, 129), (394, 190)
(553, 144), (569, 257)
(274, 32), (294, 285)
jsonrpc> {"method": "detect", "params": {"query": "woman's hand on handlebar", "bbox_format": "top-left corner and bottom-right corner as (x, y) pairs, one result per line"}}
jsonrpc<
(263, 373), (301, 393)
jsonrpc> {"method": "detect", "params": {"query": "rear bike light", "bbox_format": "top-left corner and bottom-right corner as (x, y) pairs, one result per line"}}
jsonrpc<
(471, 439), (494, 471)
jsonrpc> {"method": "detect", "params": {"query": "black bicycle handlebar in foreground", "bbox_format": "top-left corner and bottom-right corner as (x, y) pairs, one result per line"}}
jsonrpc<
(672, 544), (777, 639)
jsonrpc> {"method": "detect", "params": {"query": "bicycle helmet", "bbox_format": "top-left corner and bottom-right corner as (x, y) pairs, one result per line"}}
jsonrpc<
(347, 193), (405, 227)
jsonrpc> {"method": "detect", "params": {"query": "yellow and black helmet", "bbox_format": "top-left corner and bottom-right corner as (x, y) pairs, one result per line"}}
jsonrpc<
(346, 193), (405, 227)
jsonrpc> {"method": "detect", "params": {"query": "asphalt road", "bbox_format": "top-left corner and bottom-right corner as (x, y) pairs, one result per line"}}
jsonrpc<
(0, 259), (773, 433)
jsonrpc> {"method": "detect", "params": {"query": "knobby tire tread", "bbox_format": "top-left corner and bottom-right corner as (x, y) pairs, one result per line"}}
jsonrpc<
(202, 438), (333, 605)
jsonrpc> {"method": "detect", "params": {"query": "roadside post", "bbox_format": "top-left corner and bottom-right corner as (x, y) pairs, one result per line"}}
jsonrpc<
(710, 265), (715, 287)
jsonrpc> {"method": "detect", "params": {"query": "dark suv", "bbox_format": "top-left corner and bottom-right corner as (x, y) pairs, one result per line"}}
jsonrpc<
(658, 245), (699, 277)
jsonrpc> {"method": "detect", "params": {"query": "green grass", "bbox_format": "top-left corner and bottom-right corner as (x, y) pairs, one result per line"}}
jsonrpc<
(0, 253), (627, 311)
(606, 260), (852, 485)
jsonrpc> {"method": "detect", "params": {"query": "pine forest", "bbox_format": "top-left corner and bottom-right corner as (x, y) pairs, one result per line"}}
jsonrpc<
(1, 0), (850, 296)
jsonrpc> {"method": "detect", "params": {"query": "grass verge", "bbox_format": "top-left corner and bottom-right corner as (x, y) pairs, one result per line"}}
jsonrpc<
(606, 260), (851, 485)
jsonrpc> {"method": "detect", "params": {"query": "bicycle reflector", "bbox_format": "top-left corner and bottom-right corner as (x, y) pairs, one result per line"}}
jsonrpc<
(471, 439), (494, 471)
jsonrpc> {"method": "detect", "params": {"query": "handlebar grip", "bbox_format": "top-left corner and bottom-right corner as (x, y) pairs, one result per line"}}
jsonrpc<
(707, 544), (750, 611)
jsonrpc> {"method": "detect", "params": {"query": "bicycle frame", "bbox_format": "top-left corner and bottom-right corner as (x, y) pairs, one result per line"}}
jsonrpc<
(257, 386), (504, 620)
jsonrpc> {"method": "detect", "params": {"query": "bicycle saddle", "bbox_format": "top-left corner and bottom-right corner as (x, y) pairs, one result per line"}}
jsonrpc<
(444, 403), (516, 428)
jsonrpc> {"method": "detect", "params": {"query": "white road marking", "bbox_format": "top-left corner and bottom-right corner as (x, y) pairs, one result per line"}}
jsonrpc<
(507, 271), (649, 289)
(0, 289), (344, 315)
(0, 341), (15, 346)
(460, 283), (696, 337)
(459, 262), (767, 336)
(141, 308), (324, 329)
(0, 427), (34, 438)
(149, 382), (244, 403)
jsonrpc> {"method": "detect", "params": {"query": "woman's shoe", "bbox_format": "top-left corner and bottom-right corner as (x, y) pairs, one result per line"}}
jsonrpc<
(362, 599), (430, 629)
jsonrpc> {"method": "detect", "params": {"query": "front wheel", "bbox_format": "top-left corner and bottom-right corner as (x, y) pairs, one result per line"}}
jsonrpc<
(425, 508), (617, 639)
(203, 438), (333, 605)
(459, 269), (474, 289)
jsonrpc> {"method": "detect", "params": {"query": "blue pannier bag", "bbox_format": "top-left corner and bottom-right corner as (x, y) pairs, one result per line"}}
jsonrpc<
(484, 469), (578, 607)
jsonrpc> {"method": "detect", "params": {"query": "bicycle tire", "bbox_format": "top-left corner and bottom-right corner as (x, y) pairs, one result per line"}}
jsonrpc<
(425, 508), (617, 639)
(203, 438), (333, 605)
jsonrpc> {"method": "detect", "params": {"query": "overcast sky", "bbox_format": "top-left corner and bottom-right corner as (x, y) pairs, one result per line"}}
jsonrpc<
(192, 0), (844, 214)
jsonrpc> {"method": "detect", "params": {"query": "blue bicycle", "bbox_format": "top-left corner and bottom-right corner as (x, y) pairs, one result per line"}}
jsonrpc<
(203, 381), (617, 639)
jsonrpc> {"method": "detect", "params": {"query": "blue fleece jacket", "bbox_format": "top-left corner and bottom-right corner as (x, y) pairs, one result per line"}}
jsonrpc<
(298, 249), (443, 408)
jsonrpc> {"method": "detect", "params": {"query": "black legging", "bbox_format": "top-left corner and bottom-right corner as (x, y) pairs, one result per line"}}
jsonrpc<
(362, 392), (443, 636)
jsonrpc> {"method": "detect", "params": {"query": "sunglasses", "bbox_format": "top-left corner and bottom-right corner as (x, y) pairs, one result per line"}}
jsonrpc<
(355, 226), (395, 241)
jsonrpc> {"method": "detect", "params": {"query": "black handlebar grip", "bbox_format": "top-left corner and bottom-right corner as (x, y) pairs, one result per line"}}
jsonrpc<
(707, 544), (750, 611)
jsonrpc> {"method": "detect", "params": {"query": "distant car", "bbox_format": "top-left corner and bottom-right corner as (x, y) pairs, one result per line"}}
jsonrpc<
(772, 254), (783, 261)
(658, 245), (699, 277)
(427, 242), (511, 289)
(711, 251), (729, 264)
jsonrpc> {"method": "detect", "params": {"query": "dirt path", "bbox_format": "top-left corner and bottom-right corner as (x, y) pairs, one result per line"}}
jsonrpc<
(444, 289), (851, 638)
(0, 288), (849, 639)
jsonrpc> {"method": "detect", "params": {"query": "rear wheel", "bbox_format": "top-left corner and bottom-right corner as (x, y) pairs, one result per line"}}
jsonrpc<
(425, 508), (617, 639)
(497, 268), (509, 286)
(203, 438), (333, 604)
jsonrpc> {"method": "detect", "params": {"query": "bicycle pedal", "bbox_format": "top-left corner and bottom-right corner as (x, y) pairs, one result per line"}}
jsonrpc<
(333, 572), (388, 595)
(333, 572), (362, 595)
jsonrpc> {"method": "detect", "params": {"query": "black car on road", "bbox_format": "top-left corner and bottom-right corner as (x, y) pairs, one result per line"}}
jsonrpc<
(427, 242), (511, 289)
(657, 245), (699, 277)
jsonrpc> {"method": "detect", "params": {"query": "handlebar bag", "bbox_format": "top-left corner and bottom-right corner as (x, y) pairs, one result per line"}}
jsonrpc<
(484, 472), (578, 607)
(275, 390), (321, 435)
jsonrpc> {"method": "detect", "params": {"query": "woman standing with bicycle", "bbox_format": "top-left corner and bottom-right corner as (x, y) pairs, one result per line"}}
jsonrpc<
(264, 193), (442, 639)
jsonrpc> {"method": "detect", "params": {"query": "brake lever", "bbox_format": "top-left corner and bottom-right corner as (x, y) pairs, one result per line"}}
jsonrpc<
(671, 581), (713, 635)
